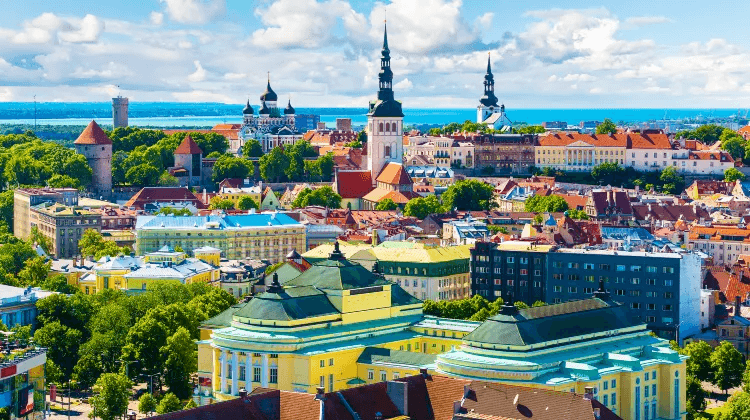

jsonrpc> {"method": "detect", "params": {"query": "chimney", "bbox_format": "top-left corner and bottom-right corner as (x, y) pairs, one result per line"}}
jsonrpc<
(238, 388), (247, 398)
(584, 387), (594, 400)
(419, 368), (429, 378)
(386, 381), (408, 416)
(314, 386), (326, 420)
(452, 400), (462, 415)
(593, 407), (601, 419)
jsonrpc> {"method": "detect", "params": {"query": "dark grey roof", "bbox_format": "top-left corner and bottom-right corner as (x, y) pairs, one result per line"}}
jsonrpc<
(479, 93), (499, 107)
(391, 283), (422, 306)
(260, 80), (277, 102)
(203, 303), (244, 328)
(259, 101), (270, 114)
(243, 100), (254, 115)
(464, 298), (639, 347)
(283, 258), (391, 291)
(357, 347), (436, 366)
(284, 99), (295, 115)
(233, 286), (338, 321)
(368, 99), (404, 118)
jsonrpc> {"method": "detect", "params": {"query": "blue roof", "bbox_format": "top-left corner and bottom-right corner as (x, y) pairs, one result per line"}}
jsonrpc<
(136, 213), (301, 230)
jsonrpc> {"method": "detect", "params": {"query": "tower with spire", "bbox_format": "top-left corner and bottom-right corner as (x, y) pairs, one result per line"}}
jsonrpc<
(477, 53), (501, 124)
(367, 21), (405, 183)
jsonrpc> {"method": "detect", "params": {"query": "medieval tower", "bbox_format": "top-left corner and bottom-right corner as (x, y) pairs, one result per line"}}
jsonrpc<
(74, 120), (113, 198)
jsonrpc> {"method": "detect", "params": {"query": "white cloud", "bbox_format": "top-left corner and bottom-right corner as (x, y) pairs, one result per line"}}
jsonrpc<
(188, 60), (207, 82)
(251, 0), (366, 48)
(394, 78), (413, 91)
(161, 0), (226, 24)
(58, 15), (104, 43)
(224, 72), (247, 81)
(0, 12), (104, 45)
(150, 12), (164, 26)
(0, 88), (13, 101)
(369, 0), (480, 54)
(622, 16), (671, 29)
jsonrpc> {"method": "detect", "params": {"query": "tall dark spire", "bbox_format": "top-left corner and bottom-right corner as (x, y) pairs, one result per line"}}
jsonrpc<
(377, 21), (394, 102)
(479, 52), (499, 107)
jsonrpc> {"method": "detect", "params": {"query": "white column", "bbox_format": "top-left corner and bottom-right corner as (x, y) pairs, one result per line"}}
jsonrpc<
(231, 352), (239, 395)
(220, 352), (227, 394)
(245, 356), (252, 387)
(261, 354), (269, 387)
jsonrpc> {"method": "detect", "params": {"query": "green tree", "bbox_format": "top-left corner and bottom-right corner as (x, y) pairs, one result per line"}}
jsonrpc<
(18, 256), (50, 287)
(375, 198), (398, 211)
(659, 166), (685, 194)
(711, 341), (746, 393)
(532, 300), (546, 307)
(73, 332), (122, 389)
(47, 174), (81, 189)
(567, 209), (589, 220)
(242, 139), (263, 158)
(184, 399), (197, 410)
(161, 327), (197, 399)
(685, 375), (707, 419)
(0, 190), (13, 233)
(41, 274), (78, 294)
(212, 155), (253, 182)
(524, 195), (569, 213)
(90, 373), (133, 420)
(292, 186), (341, 209)
(595, 118), (617, 135)
(78, 229), (130, 259)
(126, 163), (162, 186)
(677, 124), (726, 145)
(403, 195), (443, 219)
(158, 171), (180, 186)
(591, 162), (626, 186)
(29, 226), (52, 254)
(33, 321), (83, 380)
(209, 196), (235, 210)
(725, 167), (746, 182)
(156, 392), (183, 414)
(356, 130), (367, 145)
(682, 341), (713, 382)
(156, 207), (193, 216)
(236, 195), (259, 210)
(442, 180), (495, 211)
(714, 391), (750, 420)
(259, 147), (290, 182)
(721, 133), (746, 160)
(138, 393), (157, 415)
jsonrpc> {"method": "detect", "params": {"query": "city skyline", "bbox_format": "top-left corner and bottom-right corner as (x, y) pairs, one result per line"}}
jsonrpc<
(0, 0), (749, 108)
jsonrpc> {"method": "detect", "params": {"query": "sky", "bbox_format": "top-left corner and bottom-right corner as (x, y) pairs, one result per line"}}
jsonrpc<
(0, 0), (749, 109)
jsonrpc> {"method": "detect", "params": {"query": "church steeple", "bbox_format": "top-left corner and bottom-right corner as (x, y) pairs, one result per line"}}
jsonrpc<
(377, 22), (394, 102)
(479, 52), (499, 107)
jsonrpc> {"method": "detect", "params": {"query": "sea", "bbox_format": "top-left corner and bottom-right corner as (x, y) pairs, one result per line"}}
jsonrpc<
(0, 102), (745, 128)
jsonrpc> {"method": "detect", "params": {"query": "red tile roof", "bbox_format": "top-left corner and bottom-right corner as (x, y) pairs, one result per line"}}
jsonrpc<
(376, 163), (413, 185)
(633, 203), (709, 223)
(362, 188), (421, 204)
(335, 170), (373, 199)
(74, 120), (112, 145)
(174, 135), (203, 155)
(554, 193), (588, 210)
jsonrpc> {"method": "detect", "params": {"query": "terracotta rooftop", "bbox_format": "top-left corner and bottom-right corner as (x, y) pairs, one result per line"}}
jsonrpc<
(376, 162), (413, 185)
(174, 135), (204, 155)
(125, 187), (205, 210)
(335, 170), (373, 199)
(74, 120), (112, 145)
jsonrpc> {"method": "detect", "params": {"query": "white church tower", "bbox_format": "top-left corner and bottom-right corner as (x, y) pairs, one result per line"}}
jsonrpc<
(477, 53), (501, 124)
(367, 22), (404, 183)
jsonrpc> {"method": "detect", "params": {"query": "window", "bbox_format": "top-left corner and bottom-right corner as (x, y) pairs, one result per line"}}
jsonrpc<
(253, 367), (261, 383)
(631, 303), (641, 309)
(320, 376), (325, 388)
(584, 263), (594, 270)
(320, 360), (325, 368)
(616, 289), (625, 296)
(554, 286), (562, 292)
(616, 265), (626, 271)
(368, 370), (374, 380)
(652, 383), (656, 394)
(270, 367), (278, 384)
(329, 374), (334, 392)
(568, 262), (579, 269)
(663, 267), (674, 274)
(603, 395), (609, 406)
(664, 292), (673, 299)
(611, 392), (616, 405)
(599, 264), (610, 270)
(645, 385), (649, 397)
(632, 278), (641, 285)
(568, 286), (578, 293)
(329, 358), (334, 366)
(664, 280), (673, 287)
(507, 268), (514, 274)
(393, 372), (400, 379)
(603, 381), (608, 390)
(380, 371), (387, 382)
(647, 266), (657, 273)
(644, 372), (649, 381)
(631, 265), (642, 272)
(630, 290), (640, 297)
(611, 379), (616, 388)
(520, 269), (528, 275)
(507, 257), (514, 263)
(520, 258), (528, 264)
(647, 303), (656, 310)
(239, 366), (246, 381)
(553, 262), (563, 268)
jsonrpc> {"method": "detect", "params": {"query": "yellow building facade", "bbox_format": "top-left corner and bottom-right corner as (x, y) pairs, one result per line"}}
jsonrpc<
(135, 213), (305, 264)
(196, 248), (687, 420)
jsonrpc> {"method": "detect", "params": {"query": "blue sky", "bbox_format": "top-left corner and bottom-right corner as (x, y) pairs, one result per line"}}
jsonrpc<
(0, 0), (748, 108)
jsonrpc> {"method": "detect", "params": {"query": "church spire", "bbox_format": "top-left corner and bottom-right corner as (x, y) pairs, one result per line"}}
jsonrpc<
(486, 52), (492, 76)
(377, 21), (394, 101)
(479, 52), (499, 107)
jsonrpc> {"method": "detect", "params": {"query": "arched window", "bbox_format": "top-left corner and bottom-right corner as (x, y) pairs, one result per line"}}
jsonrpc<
(385, 122), (391, 133)
(379, 122), (384, 133)
(385, 145), (391, 158)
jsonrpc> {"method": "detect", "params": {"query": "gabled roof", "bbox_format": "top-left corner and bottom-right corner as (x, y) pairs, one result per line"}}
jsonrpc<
(377, 162), (413, 185)
(74, 120), (112, 145)
(174, 135), (203, 155)
(125, 187), (205, 209)
(335, 170), (373, 199)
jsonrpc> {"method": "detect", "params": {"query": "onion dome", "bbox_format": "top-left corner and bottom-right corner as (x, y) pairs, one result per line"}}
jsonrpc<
(242, 100), (254, 115)
(259, 100), (270, 115)
(260, 74), (278, 102)
(284, 99), (295, 115)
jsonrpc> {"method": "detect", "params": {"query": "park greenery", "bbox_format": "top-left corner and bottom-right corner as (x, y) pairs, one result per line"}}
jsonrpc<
(375, 198), (398, 211)
(259, 141), (334, 183)
(423, 295), (544, 322)
(292, 186), (342, 209)
(441, 179), (495, 211)
(524, 195), (569, 213)
(403, 195), (444, 219)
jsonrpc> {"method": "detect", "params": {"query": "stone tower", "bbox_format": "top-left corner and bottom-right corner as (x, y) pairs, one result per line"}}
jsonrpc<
(366, 22), (404, 184)
(477, 53), (500, 124)
(74, 120), (113, 198)
(112, 96), (129, 128)
(174, 135), (203, 186)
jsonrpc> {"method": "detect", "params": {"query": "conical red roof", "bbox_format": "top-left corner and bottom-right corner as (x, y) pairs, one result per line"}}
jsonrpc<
(74, 120), (112, 145)
(174, 135), (203, 155)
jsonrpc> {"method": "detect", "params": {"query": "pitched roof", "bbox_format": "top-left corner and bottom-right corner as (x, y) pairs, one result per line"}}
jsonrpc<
(633, 203), (709, 222)
(362, 188), (422, 205)
(174, 135), (203, 155)
(588, 190), (632, 216)
(335, 170), (373, 199)
(376, 163), (413, 185)
(74, 120), (112, 145)
(125, 187), (205, 209)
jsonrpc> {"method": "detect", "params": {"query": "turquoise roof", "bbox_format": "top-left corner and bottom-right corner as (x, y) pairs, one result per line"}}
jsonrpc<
(136, 213), (300, 230)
